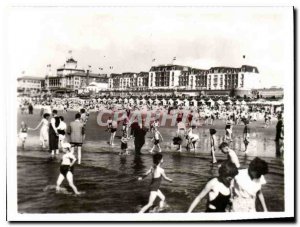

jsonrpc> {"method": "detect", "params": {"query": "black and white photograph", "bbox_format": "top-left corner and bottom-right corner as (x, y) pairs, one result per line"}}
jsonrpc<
(5, 5), (294, 221)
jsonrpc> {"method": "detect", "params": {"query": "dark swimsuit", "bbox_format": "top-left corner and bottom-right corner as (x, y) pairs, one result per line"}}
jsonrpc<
(60, 165), (74, 178)
(149, 175), (162, 192)
(206, 192), (231, 212)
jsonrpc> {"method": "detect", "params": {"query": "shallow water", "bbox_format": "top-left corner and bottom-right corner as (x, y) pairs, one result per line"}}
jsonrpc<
(17, 109), (284, 213)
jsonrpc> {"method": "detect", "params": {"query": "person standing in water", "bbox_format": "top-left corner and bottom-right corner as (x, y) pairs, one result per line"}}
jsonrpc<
(120, 132), (129, 155)
(210, 129), (217, 164)
(68, 113), (85, 164)
(138, 153), (173, 213)
(230, 157), (269, 212)
(150, 127), (164, 153)
(56, 143), (81, 195)
(49, 110), (60, 156)
(243, 120), (250, 153)
(187, 161), (239, 213)
(219, 142), (240, 168)
(31, 113), (50, 149)
(19, 121), (29, 149)
(57, 116), (67, 148)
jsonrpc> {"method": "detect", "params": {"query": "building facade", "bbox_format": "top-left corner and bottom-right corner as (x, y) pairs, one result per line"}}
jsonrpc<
(108, 64), (260, 93)
(17, 76), (44, 93)
(45, 57), (108, 92)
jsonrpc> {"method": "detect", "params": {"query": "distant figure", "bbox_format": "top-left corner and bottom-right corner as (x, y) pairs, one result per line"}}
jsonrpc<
(138, 153), (173, 213)
(57, 116), (67, 147)
(49, 110), (60, 156)
(275, 113), (284, 156)
(150, 128), (163, 153)
(120, 132), (129, 155)
(68, 113), (85, 164)
(19, 121), (28, 149)
(243, 120), (250, 153)
(231, 157), (269, 212)
(210, 129), (217, 164)
(28, 103), (33, 115)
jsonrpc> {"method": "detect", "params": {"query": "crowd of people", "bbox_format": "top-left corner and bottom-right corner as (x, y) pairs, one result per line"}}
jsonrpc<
(18, 95), (284, 213)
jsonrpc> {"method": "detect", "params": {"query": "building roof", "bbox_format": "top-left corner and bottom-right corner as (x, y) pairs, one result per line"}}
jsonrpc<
(17, 76), (44, 81)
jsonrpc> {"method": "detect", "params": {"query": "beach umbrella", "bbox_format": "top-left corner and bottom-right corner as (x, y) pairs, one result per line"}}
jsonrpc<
(112, 98), (117, 103)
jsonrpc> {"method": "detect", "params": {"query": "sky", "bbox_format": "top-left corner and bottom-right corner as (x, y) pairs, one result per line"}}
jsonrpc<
(6, 7), (293, 87)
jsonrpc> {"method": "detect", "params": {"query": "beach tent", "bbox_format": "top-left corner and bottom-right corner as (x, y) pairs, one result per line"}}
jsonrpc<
(199, 99), (206, 105)
(112, 98), (117, 103)
(148, 98), (153, 104)
(135, 98), (140, 105)
(192, 99), (197, 107)
(225, 99), (232, 105)
(184, 99), (189, 107)
(155, 98), (160, 105)
(176, 98), (182, 105)
(217, 99), (224, 105)
(207, 98), (215, 106)
(235, 100), (241, 105)
(141, 98), (146, 104)
(124, 98), (128, 104)
(168, 98), (174, 105)
(161, 98), (167, 106)
(102, 98), (107, 104)
(241, 100), (247, 105)
(129, 98), (134, 104)
(118, 98), (123, 103)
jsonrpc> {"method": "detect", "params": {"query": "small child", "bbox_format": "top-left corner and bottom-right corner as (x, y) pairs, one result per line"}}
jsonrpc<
(19, 121), (29, 148)
(150, 128), (163, 153)
(138, 153), (173, 213)
(243, 120), (250, 153)
(120, 132), (129, 155)
(210, 129), (217, 164)
(219, 142), (240, 168)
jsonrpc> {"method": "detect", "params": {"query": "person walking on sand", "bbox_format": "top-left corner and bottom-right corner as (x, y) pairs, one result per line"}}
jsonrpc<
(68, 113), (85, 164)
(56, 143), (81, 195)
(138, 153), (173, 213)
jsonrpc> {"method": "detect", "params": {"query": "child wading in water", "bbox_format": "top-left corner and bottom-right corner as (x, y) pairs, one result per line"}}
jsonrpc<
(210, 129), (217, 164)
(19, 121), (29, 149)
(219, 142), (240, 168)
(138, 153), (173, 213)
(187, 161), (238, 212)
(120, 132), (129, 155)
(243, 120), (250, 153)
(56, 143), (81, 195)
(150, 128), (163, 153)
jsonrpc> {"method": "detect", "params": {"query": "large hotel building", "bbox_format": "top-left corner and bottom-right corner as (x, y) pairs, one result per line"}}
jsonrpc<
(108, 64), (261, 96)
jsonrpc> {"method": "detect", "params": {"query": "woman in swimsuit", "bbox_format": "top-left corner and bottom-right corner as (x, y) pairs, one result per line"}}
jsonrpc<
(187, 161), (238, 213)
(56, 143), (80, 195)
(138, 153), (173, 213)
